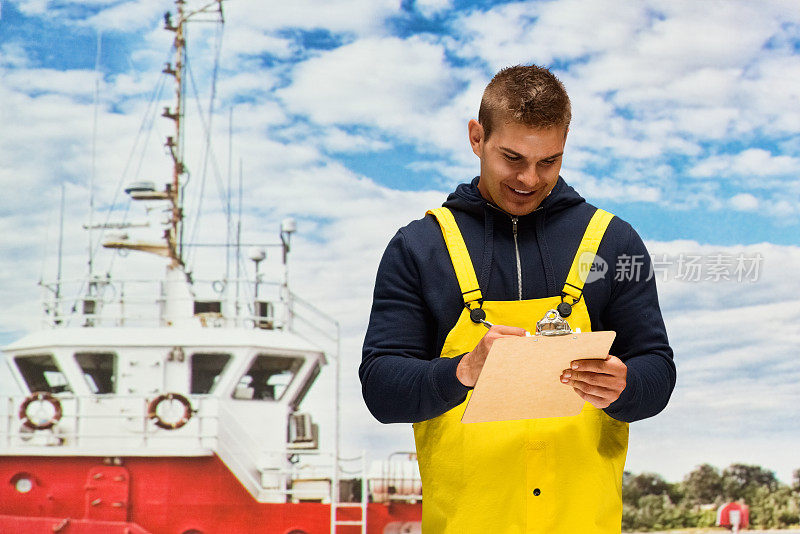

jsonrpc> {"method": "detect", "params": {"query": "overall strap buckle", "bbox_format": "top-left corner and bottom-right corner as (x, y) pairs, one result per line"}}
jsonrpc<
(560, 208), (615, 316)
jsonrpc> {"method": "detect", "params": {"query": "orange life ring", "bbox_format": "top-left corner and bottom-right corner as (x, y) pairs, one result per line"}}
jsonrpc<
(19, 392), (63, 430)
(147, 392), (193, 430)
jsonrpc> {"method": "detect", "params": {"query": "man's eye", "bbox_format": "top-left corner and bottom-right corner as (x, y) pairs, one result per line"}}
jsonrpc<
(539, 159), (555, 166)
(503, 153), (521, 161)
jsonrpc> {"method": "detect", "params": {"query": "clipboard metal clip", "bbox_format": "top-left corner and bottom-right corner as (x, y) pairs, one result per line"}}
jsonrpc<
(535, 309), (577, 336)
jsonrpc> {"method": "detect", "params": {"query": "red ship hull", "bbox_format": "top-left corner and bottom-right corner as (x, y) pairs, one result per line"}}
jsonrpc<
(0, 456), (421, 534)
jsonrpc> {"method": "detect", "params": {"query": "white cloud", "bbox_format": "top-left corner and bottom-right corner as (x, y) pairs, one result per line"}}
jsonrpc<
(220, 28), (295, 62)
(223, 0), (401, 36)
(772, 199), (797, 219)
(671, 107), (741, 140)
(279, 36), (456, 127)
(0, 43), (30, 68)
(2, 68), (99, 99)
(634, 4), (779, 71)
(729, 193), (759, 212)
(563, 169), (663, 202)
(315, 127), (392, 153)
(690, 148), (800, 179)
(415, 0), (452, 18)
(13, 0), (50, 16)
(277, 34), (481, 163)
(83, 0), (171, 32)
(453, 1), (649, 73)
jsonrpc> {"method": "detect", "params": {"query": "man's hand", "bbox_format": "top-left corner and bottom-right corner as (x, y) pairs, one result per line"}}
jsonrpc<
(456, 325), (527, 387)
(560, 355), (627, 409)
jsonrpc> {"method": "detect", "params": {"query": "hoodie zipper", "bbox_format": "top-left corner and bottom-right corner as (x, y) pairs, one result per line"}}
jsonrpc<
(486, 202), (547, 302)
(512, 216), (522, 300)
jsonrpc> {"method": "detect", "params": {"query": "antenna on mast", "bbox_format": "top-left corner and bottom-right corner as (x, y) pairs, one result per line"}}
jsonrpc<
(56, 183), (66, 321)
(89, 29), (102, 277)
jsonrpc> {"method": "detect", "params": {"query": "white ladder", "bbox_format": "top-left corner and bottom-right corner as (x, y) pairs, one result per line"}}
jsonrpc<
(331, 452), (367, 533)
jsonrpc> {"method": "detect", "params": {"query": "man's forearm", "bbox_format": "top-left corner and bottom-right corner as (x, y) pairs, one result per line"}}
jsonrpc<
(359, 353), (470, 424)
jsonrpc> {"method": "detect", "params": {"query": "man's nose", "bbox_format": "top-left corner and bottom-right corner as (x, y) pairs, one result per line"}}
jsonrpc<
(517, 165), (542, 187)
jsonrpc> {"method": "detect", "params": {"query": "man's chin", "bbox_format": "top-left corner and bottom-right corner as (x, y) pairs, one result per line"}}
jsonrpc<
(499, 200), (541, 217)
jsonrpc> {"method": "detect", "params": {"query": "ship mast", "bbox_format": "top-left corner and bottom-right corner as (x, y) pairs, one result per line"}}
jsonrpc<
(163, 0), (187, 268)
(103, 0), (224, 267)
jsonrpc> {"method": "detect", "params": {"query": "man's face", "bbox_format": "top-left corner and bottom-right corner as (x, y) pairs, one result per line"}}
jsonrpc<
(469, 119), (567, 216)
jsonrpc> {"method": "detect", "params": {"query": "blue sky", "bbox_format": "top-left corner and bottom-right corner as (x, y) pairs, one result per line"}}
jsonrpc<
(4, 0), (798, 246)
(1, 0), (800, 483)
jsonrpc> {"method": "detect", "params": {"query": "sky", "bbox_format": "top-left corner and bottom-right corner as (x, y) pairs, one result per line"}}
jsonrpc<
(1, 0), (799, 484)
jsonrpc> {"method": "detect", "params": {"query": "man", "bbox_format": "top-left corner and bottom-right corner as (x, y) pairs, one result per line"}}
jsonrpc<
(360, 65), (675, 533)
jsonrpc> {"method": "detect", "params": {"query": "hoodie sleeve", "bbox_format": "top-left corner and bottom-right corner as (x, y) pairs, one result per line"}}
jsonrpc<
(359, 229), (472, 424)
(602, 223), (676, 423)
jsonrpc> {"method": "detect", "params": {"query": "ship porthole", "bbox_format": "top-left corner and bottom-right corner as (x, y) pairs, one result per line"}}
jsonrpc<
(286, 530), (308, 534)
(10, 472), (36, 493)
(181, 530), (203, 534)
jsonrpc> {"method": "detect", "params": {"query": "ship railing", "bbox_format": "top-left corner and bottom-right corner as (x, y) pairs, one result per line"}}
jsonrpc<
(0, 394), (219, 453)
(285, 291), (339, 354)
(216, 400), (344, 501)
(215, 401), (365, 507)
(368, 451), (423, 504)
(37, 276), (291, 330)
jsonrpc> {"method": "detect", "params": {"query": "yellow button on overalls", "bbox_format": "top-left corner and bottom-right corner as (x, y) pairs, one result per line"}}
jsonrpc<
(413, 207), (629, 533)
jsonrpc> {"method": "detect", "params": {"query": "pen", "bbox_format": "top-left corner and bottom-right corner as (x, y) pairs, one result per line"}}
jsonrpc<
(480, 318), (532, 337)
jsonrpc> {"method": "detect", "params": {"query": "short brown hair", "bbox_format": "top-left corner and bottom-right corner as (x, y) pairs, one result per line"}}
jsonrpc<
(478, 65), (571, 139)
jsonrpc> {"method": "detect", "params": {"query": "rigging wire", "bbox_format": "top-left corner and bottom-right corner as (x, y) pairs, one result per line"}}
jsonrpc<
(92, 70), (169, 270)
(68, 50), (172, 315)
(38, 189), (56, 284)
(89, 53), (171, 263)
(183, 19), (229, 270)
(88, 30), (102, 278)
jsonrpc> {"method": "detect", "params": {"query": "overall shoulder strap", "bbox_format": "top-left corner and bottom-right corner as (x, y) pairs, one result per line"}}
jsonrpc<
(562, 208), (615, 302)
(427, 207), (482, 305)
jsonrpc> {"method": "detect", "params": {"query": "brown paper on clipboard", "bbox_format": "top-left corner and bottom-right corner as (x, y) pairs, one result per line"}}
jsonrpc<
(461, 330), (616, 423)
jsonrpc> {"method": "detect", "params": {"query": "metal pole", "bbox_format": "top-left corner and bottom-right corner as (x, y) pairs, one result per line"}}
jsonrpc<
(235, 159), (242, 325)
(361, 450), (367, 534)
(331, 321), (341, 533)
(56, 184), (65, 317)
(226, 106), (233, 287)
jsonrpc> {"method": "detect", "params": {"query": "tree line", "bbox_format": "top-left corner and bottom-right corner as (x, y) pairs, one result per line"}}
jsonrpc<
(623, 464), (800, 531)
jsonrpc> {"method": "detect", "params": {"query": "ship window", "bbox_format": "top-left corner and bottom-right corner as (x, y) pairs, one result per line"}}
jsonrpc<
(190, 353), (231, 394)
(75, 352), (116, 394)
(289, 361), (320, 411)
(233, 355), (303, 401)
(14, 354), (72, 394)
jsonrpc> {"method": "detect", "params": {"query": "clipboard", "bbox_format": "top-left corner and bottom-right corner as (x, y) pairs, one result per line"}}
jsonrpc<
(461, 330), (616, 423)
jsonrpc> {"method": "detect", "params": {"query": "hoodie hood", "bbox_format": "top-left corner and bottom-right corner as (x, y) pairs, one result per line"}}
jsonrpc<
(442, 176), (585, 219)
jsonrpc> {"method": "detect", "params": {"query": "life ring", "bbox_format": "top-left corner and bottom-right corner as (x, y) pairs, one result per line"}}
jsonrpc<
(19, 392), (63, 430)
(147, 392), (193, 430)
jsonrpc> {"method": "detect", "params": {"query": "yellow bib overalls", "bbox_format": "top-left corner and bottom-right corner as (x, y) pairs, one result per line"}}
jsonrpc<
(413, 207), (629, 533)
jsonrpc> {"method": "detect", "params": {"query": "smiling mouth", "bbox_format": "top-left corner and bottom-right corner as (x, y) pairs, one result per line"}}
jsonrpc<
(507, 185), (536, 196)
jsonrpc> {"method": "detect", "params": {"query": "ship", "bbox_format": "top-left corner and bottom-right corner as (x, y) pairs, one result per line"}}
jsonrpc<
(0, 2), (422, 532)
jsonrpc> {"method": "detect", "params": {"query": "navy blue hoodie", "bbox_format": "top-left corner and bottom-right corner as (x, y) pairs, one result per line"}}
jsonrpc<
(360, 176), (675, 424)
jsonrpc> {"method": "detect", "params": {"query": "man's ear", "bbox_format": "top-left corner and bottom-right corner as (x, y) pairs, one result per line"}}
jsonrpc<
(468, 119), (484, 157)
